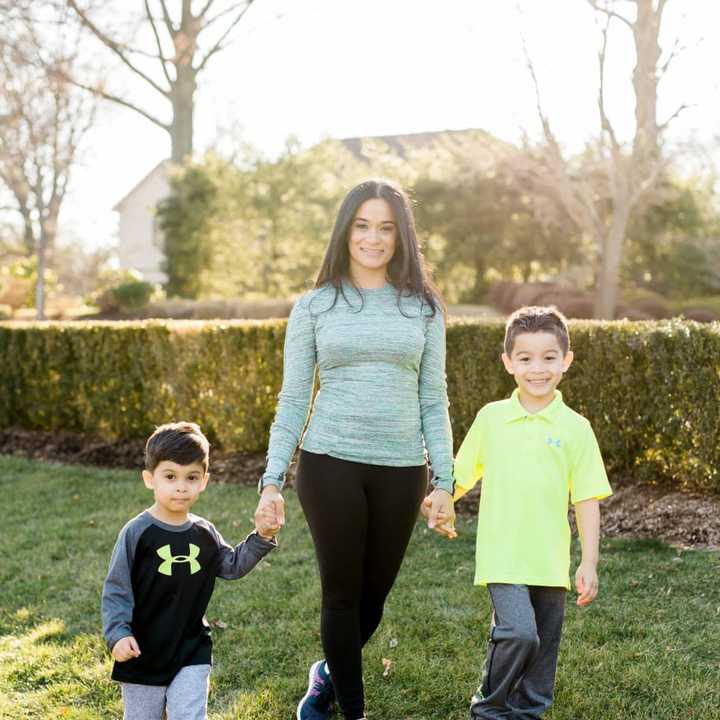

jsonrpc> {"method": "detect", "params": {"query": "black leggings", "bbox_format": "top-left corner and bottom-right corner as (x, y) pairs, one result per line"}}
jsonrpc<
(295, 450), (428, 719)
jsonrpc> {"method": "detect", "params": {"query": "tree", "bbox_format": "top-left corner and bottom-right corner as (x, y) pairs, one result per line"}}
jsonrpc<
(158, 159), (221, 298)
(623, 175), (720, 297)
(415, 162), (582, 303)
(65, 0), (255, 163)
(0, 8), (97, 319)
(508, 0), (685, 318)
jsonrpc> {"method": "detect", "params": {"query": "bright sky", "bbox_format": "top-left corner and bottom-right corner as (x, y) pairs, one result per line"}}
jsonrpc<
(60, 0), (720, 251)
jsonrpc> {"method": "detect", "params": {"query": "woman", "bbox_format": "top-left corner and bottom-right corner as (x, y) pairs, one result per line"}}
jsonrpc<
(255, 178), (456, 720)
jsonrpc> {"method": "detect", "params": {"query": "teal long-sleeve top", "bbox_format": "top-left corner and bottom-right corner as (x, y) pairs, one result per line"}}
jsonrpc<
(261, 282), (454, 494)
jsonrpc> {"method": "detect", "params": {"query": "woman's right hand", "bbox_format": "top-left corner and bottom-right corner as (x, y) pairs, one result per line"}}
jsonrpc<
(255, 485), (286, 536)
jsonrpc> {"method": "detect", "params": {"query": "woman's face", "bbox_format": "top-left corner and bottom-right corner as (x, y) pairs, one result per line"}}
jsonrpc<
(347, 198), (397, 280)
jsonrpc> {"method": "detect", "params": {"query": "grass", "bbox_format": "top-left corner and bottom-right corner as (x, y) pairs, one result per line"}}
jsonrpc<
(0, 456), (718, 719)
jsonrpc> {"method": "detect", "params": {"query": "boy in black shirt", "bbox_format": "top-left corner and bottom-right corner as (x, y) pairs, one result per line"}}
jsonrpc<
(102, 422), (278, 719)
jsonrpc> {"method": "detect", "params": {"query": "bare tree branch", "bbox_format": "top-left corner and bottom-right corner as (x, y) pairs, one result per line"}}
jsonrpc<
(51, 68), (170, 131)
(658, 103), (690, 133)
(597, 17), (621, 154)
(158, 0), (177, 38)
(198, 4), (241, 35)
(657, 35), (685, 79)
(145, 0), (173, 86)
(198, 0), (217, 20)
(584, 0), (634, 30)
(197, 1), (254, 72)
(66, 0), (170, 97)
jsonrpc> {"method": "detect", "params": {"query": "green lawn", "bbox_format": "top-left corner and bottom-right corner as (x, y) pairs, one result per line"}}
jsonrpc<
(0, 456), (718, 719)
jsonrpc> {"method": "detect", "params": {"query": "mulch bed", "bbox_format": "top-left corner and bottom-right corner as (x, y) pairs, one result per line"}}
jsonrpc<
(2, 428), (718, 549)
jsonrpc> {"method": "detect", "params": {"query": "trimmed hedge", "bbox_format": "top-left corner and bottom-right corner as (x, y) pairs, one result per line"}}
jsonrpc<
(1, 318), (719, 493)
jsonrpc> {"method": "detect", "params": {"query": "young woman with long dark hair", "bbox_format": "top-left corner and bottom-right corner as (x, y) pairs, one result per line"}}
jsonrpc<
(255, 178), (456, 720)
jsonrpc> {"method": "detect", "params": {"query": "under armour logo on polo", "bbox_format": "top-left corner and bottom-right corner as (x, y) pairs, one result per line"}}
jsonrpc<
(157, 544), (201, 576)
(546, 437), (561, 448)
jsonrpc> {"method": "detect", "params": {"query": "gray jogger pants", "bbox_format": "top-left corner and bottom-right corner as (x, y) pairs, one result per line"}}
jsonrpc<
(470, 584), (566, 720)
(120, 663), (211, 720)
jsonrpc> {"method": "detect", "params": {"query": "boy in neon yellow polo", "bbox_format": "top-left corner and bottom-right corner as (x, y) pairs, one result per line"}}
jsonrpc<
(454, 306), (612, 719)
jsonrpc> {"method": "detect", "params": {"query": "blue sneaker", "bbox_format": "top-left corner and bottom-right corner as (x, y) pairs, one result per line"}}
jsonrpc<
(296, 659), (335, 719)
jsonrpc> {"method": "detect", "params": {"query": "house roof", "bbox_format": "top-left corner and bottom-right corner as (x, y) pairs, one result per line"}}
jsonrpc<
(339, 127), (501, 160)
(112, 159), (171, 212)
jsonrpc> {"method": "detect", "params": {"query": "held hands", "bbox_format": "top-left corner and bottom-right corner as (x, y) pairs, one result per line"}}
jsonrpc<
(111, 635), (141, 662)
(420, 488), (457, 540)
(575, 560), (599, 606)
(254, 485), (285, 540)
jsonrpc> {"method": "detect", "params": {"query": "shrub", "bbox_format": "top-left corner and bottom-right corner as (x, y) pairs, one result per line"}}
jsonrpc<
(486, 281), (517, 312)
(631, 301), (670, 319)
(680, 307), (720, 323)
(0, 275), (33, 310)
(137, 298), (293, 320)
(0, 318), (718, 493)
(111, 281), (155, 311)
(561, 298), (595, 319)
(508, 282), (556, 310)
(96, 281), (156, 314)
(617, 306), (654, 321)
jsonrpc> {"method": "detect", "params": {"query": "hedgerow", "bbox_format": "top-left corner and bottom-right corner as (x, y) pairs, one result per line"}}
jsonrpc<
(1, 318), (718, 492)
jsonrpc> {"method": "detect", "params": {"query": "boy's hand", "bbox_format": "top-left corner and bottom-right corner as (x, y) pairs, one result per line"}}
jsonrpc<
(255, 509), (280, 540)
(111, 635), (141, 662)
(421, 489), (457, 539)
(254, 486), (284, 539)
(575, 560), (599, 606)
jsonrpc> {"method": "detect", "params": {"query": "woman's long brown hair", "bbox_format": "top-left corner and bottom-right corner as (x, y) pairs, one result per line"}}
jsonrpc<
(314, 178), (445, 317)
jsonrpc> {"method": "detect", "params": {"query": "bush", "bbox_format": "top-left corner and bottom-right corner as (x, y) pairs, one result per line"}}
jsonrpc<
(446, 318), (720, 494)
(96, 281), (156, 313)
(137, 298), (293, 320)
(0, 318), (718, 493)
(619, 290), (671, 319)
(680, 307), (720, 323)
(112, 281), (155, 311)
(487, 282), (597, 318)
(561, 298), (595, 319)
(616, 305), (654, 321)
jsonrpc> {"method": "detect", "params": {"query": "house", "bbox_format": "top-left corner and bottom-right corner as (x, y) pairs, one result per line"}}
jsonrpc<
(113, 160), (171, 284)
(112, 129), (499, 284)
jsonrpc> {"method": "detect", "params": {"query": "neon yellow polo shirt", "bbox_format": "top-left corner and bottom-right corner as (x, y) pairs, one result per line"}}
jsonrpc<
(454, 390), (612, 589)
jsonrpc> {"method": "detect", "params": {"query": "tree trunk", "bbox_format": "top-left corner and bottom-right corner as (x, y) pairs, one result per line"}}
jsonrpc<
(632, 0), (662, 164)
(170, 74), (195, 164)
(594, 201), (631, 319)
(35, 235), (46, 320)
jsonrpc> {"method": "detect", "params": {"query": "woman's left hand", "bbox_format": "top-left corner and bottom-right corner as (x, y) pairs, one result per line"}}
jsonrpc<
(421, 488), (457, 539)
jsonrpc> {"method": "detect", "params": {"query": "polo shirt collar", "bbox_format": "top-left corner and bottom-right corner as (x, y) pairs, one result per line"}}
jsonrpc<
(505, 388), (565, 423)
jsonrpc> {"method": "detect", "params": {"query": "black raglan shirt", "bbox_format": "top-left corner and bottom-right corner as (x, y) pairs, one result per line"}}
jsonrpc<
(102, 511), (275, 685)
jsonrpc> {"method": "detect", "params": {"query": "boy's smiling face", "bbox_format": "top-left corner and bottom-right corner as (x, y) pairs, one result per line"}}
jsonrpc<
(502, 331), (573, 410)
(143, 460), (209, 523)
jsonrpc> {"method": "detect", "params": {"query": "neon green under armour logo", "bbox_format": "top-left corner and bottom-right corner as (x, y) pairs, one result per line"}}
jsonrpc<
(156, 544), (201, 576)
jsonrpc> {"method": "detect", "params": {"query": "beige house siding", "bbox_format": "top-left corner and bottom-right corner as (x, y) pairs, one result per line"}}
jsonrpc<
(114, 161), (170, 284)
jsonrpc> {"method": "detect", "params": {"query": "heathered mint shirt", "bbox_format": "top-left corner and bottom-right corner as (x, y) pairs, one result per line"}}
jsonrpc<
(262, 282), (454, 493)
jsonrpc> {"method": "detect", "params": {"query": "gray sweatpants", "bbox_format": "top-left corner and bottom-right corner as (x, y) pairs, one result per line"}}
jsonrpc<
(470, 584), (566, 720)
(120, 664), (211, 720)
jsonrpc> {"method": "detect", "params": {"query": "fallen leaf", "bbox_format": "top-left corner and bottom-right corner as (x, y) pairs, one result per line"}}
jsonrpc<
(210, 618), (227, 629)
(389, 638), (398, 649)
(382, 658), (393, 678)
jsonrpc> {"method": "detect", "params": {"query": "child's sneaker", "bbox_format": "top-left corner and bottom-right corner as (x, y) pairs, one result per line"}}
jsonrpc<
(296, 659), (335, 719)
